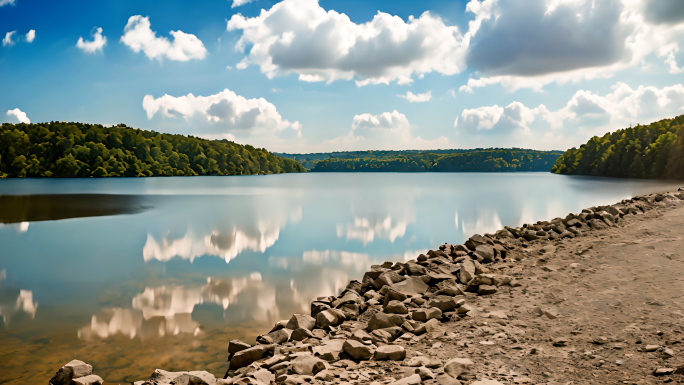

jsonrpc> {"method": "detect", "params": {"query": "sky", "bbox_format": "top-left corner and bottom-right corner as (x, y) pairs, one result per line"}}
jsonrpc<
(1, 0), (684, 153)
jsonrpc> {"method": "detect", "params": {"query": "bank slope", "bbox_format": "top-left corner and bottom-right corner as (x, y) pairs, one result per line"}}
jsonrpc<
(552, 114), (684, 178)
(0, 122), (305, 178)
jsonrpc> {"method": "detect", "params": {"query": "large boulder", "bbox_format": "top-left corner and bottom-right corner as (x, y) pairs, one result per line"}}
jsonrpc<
(343, 340), (374, 361)
(231, 345), (275, 369)
(286, 314), (316, 331)
(374, 345), (406, 361)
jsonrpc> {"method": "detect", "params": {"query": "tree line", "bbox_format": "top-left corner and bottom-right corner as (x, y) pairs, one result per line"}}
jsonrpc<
(0, 122), (305, 178)
(309, 149), (562, 172)
(551, 115), (684, 179)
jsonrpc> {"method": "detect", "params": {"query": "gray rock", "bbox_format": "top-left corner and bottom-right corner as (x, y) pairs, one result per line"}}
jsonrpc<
(250, 369), (276, 384)
(424, 318), (442, 333)
(390, 276), (429, 296)
(459, 260), (476, 285)
(412, 307), (442, 322)
(367, 311), (404, 331)
(475, 244), (495, 262)
(374, 345), (406, 361)
(312, 339), (345, 361)
(315, 309), (342, 328)
(372, 271), (406, 290)
(427, 296), (459, 312)
(415, 366), (435, 380)
(286, 314), (316, 331)
(332, 290), (363, 308)
(310, 301), (331, 318)
(404, 356), (442, 368)
(383, 289), (408, 307)
(465, 234), (490, 250)
(257, 328), (292, 344)
(231, 344), (275, 369)
(290, 328), (314, 341)
(291, 355), (326, 376)
(384, 300), (409, 314)
(228, 340), (251, 355)
(343, 339), (374, 361)
(477, 285), (497, 295)
(65, 360), (93, 378)
(50, 360), (94, 385)
(444, 357), (474, 379)
(148, 370), (217, 385)
(72, 375), (103, 385)
(351, 329), (374, 344)
(393, 373), (423, 385)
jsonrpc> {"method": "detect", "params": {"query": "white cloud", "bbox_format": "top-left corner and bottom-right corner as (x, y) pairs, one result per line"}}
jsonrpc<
(121, 15), (207, 61)
(25, 29), (34, 43)
(398, 90), (432, 102)
(0, 0), (15, 6)
(232, 0), (256, 8)
(6, 108), (30, 124)
(3, 31), (15, 46)
(77, 27), (107, 54)
(143, 88), (301, 141)
(226, 0), (468, 85)
(324, 110), (448, 150)
(455, 82), (684, 148)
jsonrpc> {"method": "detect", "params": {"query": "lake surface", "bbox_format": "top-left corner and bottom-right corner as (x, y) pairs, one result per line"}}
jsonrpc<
(0, 173), (682, 383)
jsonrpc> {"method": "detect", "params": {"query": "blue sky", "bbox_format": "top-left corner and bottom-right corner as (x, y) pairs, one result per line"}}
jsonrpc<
(2, 0), (684, 152)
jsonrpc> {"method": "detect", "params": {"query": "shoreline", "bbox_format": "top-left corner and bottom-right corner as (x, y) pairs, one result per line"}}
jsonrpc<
(49, 188), (684, 385)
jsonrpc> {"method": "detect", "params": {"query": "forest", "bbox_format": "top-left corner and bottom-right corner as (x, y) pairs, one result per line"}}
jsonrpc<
(302, 149), (562, 172)
(551, 115), (684, 179)
(0, 122), (305, 178)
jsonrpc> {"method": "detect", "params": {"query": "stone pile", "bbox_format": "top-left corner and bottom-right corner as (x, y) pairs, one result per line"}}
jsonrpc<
(49, 360), (104, 385)
(59, 190), (684, 385)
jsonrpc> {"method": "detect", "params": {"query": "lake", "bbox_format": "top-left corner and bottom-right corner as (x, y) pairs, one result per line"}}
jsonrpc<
(0, 173), (682, 383)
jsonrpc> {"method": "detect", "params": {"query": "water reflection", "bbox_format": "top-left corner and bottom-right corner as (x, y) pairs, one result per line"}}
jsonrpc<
(0, 194), (148, 223)
(0, 269), (38, 325)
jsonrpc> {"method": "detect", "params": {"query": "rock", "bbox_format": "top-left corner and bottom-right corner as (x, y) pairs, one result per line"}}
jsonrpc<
(456, 304), (472, 314)
(367, 311), (404, 331)
(465, 234), (490, 250)
(643, 344), (660, 352)
(405, 263), (428, 276)
(471, 380), (504, 385)
(313, 339), (345, 361)
(148, 370), (216, 385)
(475, 244), (495, 262)
(286, 314), (316, 331)
(250, 369), (276, 384)
(404, 356), (442, 368)
(374, 345), (406, 361)
(291, 328), (314, 341)
(412, 307), (442, 322)
(661, 348), (675, 359)
(477, 285), (497, 295)
(383, 289), (408, 307)
(393, 374), (423, 385)
(310, 301), (331, 318)
(444, 357), (474, 379)
(415, 366), (436, 380)
(343, 339), (374, 361)
(653, 367), (675, 376)
(257, 328), (292, 344)
(552, 337), (569, 347)
(72, 375), (103, 385)
(522, 230), (539, 241)
(291, 355), (326, 376)
(261, 354), (288, 368)
(373, 271), (406, 290)
(228, 340), (252, 355)
(427, 296), (459, 312)
(459, 260), (476, 285)
(50, 360), (94, 385)
(424, 318), (442, 333)
(316, 309), (342, 328)
(390, 276), (429, 296)
(346, 280), (364, 295)
(332, 290), (363, 308)
(351, 329), (374, 344)
(384, 300), (409, 314)
(231, 345), (275, 369)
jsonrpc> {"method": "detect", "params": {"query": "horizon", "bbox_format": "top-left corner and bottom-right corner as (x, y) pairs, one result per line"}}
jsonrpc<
(2, 0), (684, 153)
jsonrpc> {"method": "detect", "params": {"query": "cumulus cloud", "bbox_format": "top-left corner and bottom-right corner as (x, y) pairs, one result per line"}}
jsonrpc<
(3, 31), (15, 46)
(226, 0), (468, 85)
(232, 0), (256, 7)
(324, 110), (448, 150)
(455, 82), (684, 148)
(143, 89), (301, 141)
(121, 15), (207, 61)
(397, 91), (432, 102)
(6, 108), (30, 124)
(77, 27), (107, 54)
(25, 29), (34, 43)
(642, 0), (684, 25)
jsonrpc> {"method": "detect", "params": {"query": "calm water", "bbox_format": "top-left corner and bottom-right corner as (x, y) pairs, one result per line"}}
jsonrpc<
(0, 173), (682, 383)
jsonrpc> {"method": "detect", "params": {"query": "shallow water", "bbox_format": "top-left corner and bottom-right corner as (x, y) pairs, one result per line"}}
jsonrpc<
(0, 173), (681, 383)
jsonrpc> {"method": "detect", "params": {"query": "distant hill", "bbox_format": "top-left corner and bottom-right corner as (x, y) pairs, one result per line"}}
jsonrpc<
(278, 149), (563, 172)
(0, 122), (305, 178)
(552, 115), (684, 179)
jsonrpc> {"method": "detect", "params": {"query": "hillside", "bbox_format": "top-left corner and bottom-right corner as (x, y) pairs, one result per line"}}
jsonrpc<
(552, 115), (684, 178)
(0, 122), (305, 178)
(278, 149), (562, 172)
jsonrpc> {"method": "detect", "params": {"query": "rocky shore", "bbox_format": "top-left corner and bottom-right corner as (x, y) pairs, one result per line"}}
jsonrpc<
(50, 189), (684, 385)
